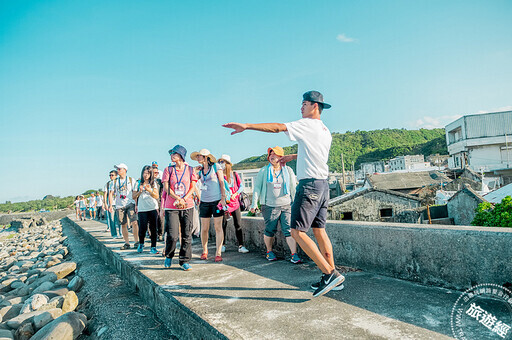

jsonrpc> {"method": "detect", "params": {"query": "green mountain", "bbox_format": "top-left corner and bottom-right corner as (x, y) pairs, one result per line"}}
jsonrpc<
(233, 128), (447, 171)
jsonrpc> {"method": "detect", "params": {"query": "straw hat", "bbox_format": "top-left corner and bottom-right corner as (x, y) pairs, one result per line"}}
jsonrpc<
(218, 154), (232, 165)
(190, 148), (217, 163)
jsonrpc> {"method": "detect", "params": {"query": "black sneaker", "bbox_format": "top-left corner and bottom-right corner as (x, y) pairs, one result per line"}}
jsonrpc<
(312, 270), (345, 298)
(120, 243), (131, 250)
(311, 281), (344, 291)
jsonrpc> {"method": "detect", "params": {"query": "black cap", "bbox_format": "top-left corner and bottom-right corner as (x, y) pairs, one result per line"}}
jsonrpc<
(302, 90), (331, 109)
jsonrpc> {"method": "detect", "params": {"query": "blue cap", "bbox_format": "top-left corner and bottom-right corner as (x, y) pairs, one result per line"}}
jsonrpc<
(168, 145), (187, 161)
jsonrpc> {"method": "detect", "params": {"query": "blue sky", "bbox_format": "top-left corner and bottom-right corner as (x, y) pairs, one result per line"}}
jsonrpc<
(1, 0), (511, 202)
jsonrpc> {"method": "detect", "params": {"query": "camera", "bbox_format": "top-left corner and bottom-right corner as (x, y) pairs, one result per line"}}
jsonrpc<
(120, 195), (126, 199)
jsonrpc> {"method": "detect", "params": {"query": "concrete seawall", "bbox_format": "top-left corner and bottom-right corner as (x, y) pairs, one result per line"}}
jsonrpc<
(236, 217), (512, 290)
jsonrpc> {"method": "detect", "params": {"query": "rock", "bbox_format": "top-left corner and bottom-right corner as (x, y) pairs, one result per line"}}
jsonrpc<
(9, 281), (25, 290)
(6, 286), (29, 298)
(61, 291), (78, 314)
(30, 312), (87, 340)
(54, 279), (68, 286)
(28, 273), (57, 290)
(32, 308), (62, 330)
(4, 297), (24, 306)
(0, 329), (13, 340)
(14, 320), (34, 340)
(5, 310), (48, 329)
(41, 287), (69, 299)
(31, 281), (54, 295)
(67, 276), (83, 293)
(0, 278), (16, 293)
(44, 262), (76, 280)
(20, 294), (49, 314)
(38, 296), (64, 311)
(45, 260), (60, 268)
(0, 304), (22, 322)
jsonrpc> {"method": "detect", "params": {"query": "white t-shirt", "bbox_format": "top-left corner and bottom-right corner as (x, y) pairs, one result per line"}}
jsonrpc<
(114, 176), (136, 208)
(136, 181), (160, 212)
(95, 195), (104, 207)
(284, 118), (331, 180)
(88, 197), (96, 207)
(104, 180), (116, 207)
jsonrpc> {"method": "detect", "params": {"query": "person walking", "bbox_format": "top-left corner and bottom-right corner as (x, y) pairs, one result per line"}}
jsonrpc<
(110, 163), (139, 250)
(161, 145), (197, 270)
(73, 196), (80, 220)
(133, 165), (160, 254)
(104, 170), (120, 238)
(88, 193), (97, 219)
(217, 154), (249, 254)
(223, 90), (344, 297)
(95, 191), (104, 220)
(191, 149), (227, 262)
(152, 165), (164, 241)
(250, 146), (302, 264)
(78, 195), (87, 221)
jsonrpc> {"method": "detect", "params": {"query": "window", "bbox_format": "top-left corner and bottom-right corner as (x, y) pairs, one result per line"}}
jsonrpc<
(243, 177), (253, 189)
(341, 212), (353, 220)
(380, 208), (393, 217)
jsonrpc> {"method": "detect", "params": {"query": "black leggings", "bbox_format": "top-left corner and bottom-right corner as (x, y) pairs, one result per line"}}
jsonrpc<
(138, 210), (158, 247)
(164, 208), (193, 265)
(222, 207), (244, 246)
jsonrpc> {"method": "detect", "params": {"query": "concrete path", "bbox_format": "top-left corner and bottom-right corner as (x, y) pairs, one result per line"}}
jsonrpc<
(67, 216), (459, 339)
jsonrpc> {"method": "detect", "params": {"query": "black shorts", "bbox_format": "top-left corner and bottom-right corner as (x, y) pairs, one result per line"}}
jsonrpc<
(291, 179), (329, 232)
(199, 200), (223, 218)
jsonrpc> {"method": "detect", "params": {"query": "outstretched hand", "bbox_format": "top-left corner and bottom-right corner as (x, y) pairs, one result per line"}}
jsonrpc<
(279, 154), (296, 166)
(222, 122), (247, 135)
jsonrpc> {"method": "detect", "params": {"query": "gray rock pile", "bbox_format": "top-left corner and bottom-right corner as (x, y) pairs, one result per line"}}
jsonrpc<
(0, 220), (87, 340)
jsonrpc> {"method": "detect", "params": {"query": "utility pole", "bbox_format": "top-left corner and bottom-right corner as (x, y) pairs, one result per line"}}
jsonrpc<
(506, 133), (510, 168)
(341, 153), (346, 192)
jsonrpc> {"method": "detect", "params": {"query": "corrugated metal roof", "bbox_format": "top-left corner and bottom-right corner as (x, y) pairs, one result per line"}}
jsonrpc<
(464, 111), (512, 139)
(367, 170), (451, 190)
(483, 183), (512, 204)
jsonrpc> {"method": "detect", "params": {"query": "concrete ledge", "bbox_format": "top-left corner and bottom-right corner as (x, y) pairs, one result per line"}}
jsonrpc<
(238, 217), (512, 290)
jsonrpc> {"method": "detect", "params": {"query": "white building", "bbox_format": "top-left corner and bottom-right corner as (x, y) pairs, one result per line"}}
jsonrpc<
(388, 155), (428, 172)
(234, 168), (260, 194)
(445, 110), (512, 172)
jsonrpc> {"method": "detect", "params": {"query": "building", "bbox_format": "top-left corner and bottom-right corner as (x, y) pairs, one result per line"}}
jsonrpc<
(388, 155), (429, 172)
(235, 168), (261, 195)
(447, 184), (486, 226)
(426, 154), (449, 168)
(364, 170), (451, 195)
(483, 183), (512, 204)
(359, 161), (386, 178)
(328, 187), (421, 222)
(445, 111), (512, 173)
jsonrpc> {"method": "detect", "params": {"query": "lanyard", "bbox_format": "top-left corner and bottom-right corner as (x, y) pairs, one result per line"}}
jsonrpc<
(173, 166), (187, 187)
(273, 168), (283, 181)
(118, 177), (128, 191)
(201, 165), (212, 182)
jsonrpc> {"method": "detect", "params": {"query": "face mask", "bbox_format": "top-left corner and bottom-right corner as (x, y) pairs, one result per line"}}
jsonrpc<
(219, 163), (226, 170)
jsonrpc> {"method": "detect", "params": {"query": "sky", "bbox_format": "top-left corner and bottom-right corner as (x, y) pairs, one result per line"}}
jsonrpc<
(1, 0), (511, 202)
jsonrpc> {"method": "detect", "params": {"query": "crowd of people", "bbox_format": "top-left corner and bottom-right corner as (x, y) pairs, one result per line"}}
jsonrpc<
(73, 90), (345, 297)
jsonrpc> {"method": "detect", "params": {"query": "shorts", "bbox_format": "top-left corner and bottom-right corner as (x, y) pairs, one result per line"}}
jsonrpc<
(80, 207), (86, 211)
(199, 200), (223, 218)
(116, 203), (138, 225)
(88, 207), (95, 211)
(291, 179), (329, 232)
(261, 205), (291, 238)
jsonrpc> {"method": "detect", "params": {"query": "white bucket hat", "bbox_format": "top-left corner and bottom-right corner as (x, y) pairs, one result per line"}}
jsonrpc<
(218, 154), (232, 165)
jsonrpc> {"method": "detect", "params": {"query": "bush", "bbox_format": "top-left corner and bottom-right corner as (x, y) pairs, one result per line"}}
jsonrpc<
(472, 196), (512, 227)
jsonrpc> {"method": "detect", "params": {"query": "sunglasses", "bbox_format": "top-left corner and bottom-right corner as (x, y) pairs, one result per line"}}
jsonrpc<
(218, 161), (225, 164)
(109, 174), (116, 177)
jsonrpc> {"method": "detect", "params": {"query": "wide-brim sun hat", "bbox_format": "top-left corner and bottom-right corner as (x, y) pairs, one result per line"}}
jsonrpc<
(114, 163), (128, 171)
(218, 154), (232, 165)
(190, 149), (217, 163)
(303, 90), (331, 109)
(267, 146), (285, 158)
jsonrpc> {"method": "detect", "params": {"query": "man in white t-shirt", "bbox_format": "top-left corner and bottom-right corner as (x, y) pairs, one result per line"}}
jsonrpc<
(109, 163), (139, 250)
(223, 90), (344, 298)
(88, 193), (97, 219)
(104, 170), (120, 238)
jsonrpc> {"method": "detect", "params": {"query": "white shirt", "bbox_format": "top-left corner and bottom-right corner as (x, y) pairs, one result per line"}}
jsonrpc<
(95, 195), (104, 207)
(88, 197), (96, 207)
(114, 176), (136, 208)
(137, 181), (160, 212)
(284, 118), (331, 180)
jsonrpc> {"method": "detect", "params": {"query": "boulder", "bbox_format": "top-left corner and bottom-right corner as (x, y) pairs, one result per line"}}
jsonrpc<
(38, 296), (64, 311)
(67, 276), (83, 292)
(30, 312), (87, 340)
(54, 279), (68, 286)
(5, 310), (48, 329)
(31, 281), (54, 295)
(0, 329), (13, 340)
(0, 304), (22, 322)
(44, 262), (76, 280)
(20, 294), (49, 314)
(61, 291), (78, 314)
(14, 320), (34, 340)
(28, 273), (57, 290)
(32, 308), (62, 330)
(41, 287), (69, 299)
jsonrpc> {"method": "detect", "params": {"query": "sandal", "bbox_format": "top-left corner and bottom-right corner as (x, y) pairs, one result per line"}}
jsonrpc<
(215, 256), (222, 262)
(200, 253), (208, 260)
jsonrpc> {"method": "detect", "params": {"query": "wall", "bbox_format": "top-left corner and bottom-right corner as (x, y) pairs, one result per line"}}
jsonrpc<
(447, 192), (482, 226)
(328, 190), (420, 221)
(0, 209), (73, 225)
(232, 217), (512, 290)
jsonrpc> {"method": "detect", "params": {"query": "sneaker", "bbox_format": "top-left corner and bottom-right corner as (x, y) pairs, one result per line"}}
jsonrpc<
(312, 270), (345, 298)
(310, 281), (345, 291)
(200, 253), (208, 260)
(120, 243), (130, 250)
(290, 253), (302, 264)
(221, 245), (226, 253)
(150, 247), (158, 254)
(266, 251), (277, 261)
(164, 258), (172, 268)
(238, 246), (249, 253)
(137, 244), (143, 253)
(215, 256), (223, 262)
(181, 263), (192, 271)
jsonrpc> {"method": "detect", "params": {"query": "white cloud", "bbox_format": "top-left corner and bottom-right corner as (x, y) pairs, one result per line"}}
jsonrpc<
(336, 34), (355, 43)
(412, 115), (462, 129)
(477, 106), (512, 114)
